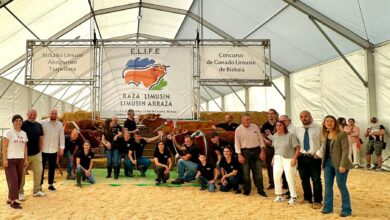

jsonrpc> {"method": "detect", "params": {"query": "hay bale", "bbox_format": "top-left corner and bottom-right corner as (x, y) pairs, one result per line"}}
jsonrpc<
(200, 111), (268, 126)
(61, 111), (93, 122)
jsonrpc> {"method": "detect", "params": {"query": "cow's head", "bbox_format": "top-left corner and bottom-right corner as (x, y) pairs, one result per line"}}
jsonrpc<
(152, 64), (168, 78)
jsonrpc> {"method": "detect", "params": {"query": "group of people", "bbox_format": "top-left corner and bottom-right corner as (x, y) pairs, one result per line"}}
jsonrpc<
(2, 108), (96, 209)
(2, 108), (386, 217)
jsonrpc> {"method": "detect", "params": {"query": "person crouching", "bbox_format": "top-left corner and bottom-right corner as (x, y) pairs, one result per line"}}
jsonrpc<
(76, 141), (95, 187)
(196, 154), (218, 192)
(219, 147), (241, 193)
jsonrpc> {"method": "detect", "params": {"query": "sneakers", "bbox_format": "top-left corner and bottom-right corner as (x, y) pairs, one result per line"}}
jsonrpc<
(141, 170), (146, 177)
(33, 190), (46, 197)
(274, 195), (284, 202)
(48, 185), (56, 191)
(353, 164), (359, 169)
(376, 167), (383, 172)
(155, 178), (161, 185)
(288, 197), (297, 205)
(171, 178), (184, 185)
(18, 193), (25, 201)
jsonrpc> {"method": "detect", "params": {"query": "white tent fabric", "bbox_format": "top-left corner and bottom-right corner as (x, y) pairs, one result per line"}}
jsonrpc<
(289, 46), (390, 168)
(0, 1), (389, 162)
(0, 77), (78, 128)
(375, 43), (390, 168)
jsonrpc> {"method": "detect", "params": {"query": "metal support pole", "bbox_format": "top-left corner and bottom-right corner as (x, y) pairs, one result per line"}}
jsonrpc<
(221, 95), (225, 111)
(244, 87), (250, 111)
(366, 49), (377, 118)
(311, 18), (368, 87)
(284, 76), (291, 116)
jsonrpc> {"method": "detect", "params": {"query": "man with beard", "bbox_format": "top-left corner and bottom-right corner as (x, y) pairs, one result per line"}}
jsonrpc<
(295, 110), (323, 209)
(41, 109), (65, 191)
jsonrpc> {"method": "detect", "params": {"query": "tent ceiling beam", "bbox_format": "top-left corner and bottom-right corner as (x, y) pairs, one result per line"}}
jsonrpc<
(174, 0), (197, 39)
(4, 5), (40, 39)
(63, 86), (88, 102)
(0, 2), (290, 79)
(283, 0), (373, 49)
(0, 0), (13, 9)
(243, 5), (289, 39)
(311, 18), (368, 88)
(228, 86), (246, 108)
(271, 81), (285, 100)
(205, 86), (224, 97)
(48, 85), (68, 97)
(73, 94), (90, 106)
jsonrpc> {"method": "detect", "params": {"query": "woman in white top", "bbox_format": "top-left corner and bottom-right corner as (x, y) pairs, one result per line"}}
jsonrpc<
(2, 115), (28, 209)
(267, 121), (300, 205)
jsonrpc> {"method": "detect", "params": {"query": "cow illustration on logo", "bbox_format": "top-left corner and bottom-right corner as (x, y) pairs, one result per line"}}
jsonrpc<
(122, 57), (168, 90)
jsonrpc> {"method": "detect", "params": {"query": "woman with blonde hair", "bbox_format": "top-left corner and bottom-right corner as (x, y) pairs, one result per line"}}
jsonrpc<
(321, 115), (353, 217)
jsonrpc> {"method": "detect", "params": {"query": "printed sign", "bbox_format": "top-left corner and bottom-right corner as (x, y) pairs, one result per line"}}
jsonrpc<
(31, 46), (93, 80)
(200, 46), (266, 81)
(101, 47), (193, 119)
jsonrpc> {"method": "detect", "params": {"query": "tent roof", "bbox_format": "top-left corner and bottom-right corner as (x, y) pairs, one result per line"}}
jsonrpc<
(1, 0), (389, 109)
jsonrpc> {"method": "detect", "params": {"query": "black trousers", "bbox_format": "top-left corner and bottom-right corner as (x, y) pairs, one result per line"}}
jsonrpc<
(298, 155), (323, 203)
(242, 147), (264, 193)
(41, 152), (57, 185)
(265, 145), (274, 186)
(154, 166), (170, 181)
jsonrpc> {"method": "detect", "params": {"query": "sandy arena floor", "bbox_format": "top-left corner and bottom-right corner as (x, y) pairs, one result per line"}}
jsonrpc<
(0, 168), (389, 220)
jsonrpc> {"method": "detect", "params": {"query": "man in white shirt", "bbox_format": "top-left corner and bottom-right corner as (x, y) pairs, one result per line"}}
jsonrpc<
(235, 113), (267, 197)
(41, 109), (65, 191)
(295, 110), (323, 209)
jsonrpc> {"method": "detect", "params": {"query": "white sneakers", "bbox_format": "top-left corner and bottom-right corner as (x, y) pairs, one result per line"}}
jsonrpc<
(274, 195), (297, 205)
(273, 196), (284, 202)
(288, 197), (297, 205)
(18, 193), (25, 201)
(33, 190), (46, 197)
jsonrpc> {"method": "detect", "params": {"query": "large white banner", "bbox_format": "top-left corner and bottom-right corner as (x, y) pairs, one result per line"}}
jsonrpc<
(31, 46), (92, 80)
(101, 47), (193, 119)
(200, 46), (266, 81)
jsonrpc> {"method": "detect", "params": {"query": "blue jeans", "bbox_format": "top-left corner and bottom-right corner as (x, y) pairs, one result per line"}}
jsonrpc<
(124, 154), (132, 175)
(106, 149), (120, 168)
(177, 159), (198, 181)
(129, 157), (151, 172)
(197, 176), (215, 192)
(76, 166), (96, 184)
(323, 158), (352, 215)
(65, 151), (74, 176)
(220, 176), (239, 192)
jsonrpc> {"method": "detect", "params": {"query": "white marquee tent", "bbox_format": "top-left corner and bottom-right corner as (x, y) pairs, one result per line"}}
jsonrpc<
(1, 0), (390, 166)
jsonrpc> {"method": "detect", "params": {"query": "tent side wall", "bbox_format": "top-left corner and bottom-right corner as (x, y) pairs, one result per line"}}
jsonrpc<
(0, 78), (79, 129)
(289, 42), (390, 167)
